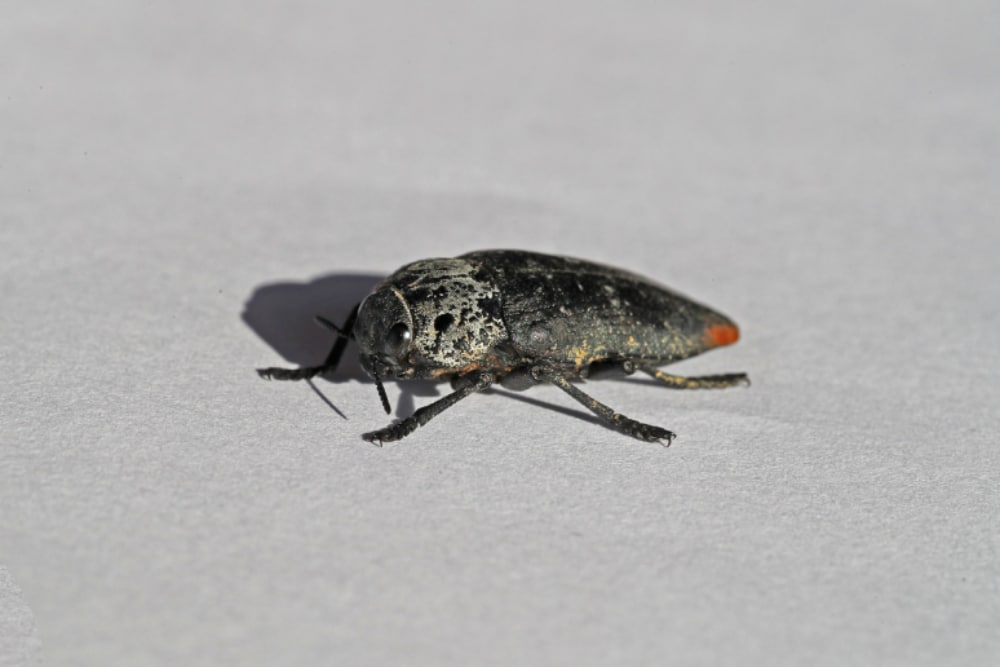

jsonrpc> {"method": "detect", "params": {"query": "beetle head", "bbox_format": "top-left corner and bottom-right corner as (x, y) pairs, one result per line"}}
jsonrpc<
(355, 286), (416, 382)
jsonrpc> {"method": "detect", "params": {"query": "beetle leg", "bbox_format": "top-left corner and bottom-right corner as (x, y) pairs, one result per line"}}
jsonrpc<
(257, 303), (360, 381)
(640, 367), (749, 389)
(536, 368), (675, 445)
(363, 372), (494, 445)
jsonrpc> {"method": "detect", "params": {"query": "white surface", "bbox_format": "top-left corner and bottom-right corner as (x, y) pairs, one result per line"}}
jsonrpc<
(3, 1), (999, 665)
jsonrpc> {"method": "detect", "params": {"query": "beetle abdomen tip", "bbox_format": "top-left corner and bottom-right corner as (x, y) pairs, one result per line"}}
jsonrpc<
(704, 322), (740, 348)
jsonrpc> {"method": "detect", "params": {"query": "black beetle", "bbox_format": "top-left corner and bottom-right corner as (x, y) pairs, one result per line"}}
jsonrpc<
(258, 250), (748, 445)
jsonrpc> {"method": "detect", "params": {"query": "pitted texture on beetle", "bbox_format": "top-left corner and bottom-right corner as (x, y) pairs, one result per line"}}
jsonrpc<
(387, 258), (508, 371)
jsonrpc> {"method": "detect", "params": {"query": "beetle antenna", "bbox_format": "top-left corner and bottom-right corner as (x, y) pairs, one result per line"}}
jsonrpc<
(371, 356), (392, 414)
(315, 315), (350, 339)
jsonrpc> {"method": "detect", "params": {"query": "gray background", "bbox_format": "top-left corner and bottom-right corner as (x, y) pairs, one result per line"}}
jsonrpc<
(3, 1), (999, 665)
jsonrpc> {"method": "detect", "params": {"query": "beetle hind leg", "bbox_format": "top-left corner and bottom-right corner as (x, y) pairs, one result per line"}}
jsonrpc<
(640, 366), (749, 389)
(538, 369), (675, 445)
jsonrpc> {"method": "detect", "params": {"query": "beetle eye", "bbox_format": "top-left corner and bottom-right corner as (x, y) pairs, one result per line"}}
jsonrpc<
(382, 322), (411, 359)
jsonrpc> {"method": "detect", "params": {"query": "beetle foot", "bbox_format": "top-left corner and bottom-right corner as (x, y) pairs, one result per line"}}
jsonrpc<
(640, 426), (675, 446)
(362, 418), (419, 445)
(613, 414), (675, 445)
(642, 368), (750, 390)
(257, 365), (326, 381)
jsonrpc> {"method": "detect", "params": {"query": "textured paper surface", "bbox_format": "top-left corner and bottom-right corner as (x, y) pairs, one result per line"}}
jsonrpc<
(3, 1), (999, 665)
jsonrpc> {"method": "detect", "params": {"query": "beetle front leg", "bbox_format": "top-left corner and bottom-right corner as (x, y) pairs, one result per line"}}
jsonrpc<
(639, 366), (749, 389)
(257, 303), (360, 381)
(363, 372), (494, 446)
(535, 367), (675, 445)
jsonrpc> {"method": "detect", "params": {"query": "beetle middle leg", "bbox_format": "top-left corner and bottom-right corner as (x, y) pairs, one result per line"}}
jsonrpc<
(257, 304), (359, 381)
(639, 365), (749, 389)
(363, 372), (494, 445)
(533, 366), (675, 445)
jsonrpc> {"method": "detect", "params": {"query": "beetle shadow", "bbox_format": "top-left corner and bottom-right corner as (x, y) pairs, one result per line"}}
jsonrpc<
(242, 272), (440, 419)
(485, 389), (605, 429)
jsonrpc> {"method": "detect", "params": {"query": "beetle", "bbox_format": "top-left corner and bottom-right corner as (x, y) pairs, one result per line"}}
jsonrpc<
(257, 250), (748, 445)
